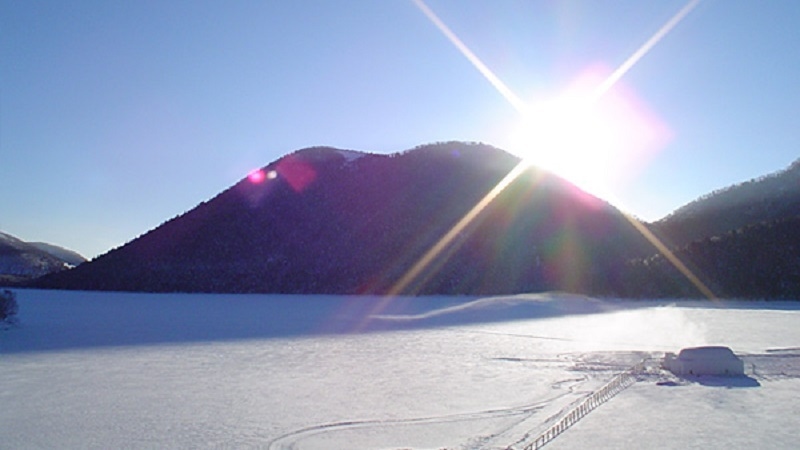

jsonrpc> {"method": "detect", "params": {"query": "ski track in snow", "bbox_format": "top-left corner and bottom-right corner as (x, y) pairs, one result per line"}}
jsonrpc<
(266, 348), (800, 450)
(266, 356), (639, 450)
(266, 391), (568, 450)
(266, 407), (528, 449)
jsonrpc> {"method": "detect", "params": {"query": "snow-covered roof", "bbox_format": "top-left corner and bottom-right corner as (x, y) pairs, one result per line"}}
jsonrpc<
(676, 346), (738, 360)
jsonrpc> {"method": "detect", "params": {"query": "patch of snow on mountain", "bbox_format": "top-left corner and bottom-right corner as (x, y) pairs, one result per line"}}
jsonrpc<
(336, 149), (366, 164)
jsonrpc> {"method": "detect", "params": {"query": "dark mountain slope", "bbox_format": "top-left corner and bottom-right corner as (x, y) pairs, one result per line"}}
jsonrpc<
(653, 158), (800, 247)
(615, 158), (800, 299)
(36, 142), (652, 295)
(621, 216), (800, 299)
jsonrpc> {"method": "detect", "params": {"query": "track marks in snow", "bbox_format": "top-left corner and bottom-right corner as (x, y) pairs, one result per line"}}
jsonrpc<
(266, 402), (547, 450)
(266, 372), (608, 450)
(744, 350), (800, 381)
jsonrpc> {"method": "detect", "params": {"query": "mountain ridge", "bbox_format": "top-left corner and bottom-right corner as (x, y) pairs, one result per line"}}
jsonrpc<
(29, 143), (800, 298)
(35, 142), (651, 295)
(0, 231), (85, 284)
(652, 157), (800, 247)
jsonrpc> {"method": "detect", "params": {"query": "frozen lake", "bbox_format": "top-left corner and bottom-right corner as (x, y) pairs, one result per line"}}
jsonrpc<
(2, 290), (799, 449)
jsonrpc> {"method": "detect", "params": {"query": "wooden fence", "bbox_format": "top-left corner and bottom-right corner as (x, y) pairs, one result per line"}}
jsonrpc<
(517, 360), (646, 450)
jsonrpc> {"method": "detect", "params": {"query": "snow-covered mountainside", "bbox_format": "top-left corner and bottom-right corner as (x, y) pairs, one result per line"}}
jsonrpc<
(0, 231), (82, 282)
(28, 242), (86, 266)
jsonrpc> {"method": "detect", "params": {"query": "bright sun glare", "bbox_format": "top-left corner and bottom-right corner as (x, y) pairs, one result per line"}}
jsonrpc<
(508, 67), (670, 201)
(401, 0), (716, 299)
(411, 0), (680, 203)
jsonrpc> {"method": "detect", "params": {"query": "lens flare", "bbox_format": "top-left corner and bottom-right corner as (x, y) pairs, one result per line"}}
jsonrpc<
(275, 156), (317, 192)
(411, 0), (526, 113)
(395, 0), (715, 301)
(387, 161), (532, 296)
(247, 169), (266, 184)
(509, 65), (672, 200)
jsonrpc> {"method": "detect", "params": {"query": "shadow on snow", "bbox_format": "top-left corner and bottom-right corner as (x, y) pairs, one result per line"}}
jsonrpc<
(4, 289), (798, 355)
(0, 289), (650, 354)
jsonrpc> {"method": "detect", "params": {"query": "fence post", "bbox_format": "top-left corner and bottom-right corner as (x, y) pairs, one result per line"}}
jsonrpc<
(518, 358), (646, 449)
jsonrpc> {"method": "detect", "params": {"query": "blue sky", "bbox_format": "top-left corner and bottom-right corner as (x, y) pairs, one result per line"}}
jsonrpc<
(2, 0), (799, 259)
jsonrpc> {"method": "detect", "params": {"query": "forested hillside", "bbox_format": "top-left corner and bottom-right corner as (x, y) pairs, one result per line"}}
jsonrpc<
(653, 158), (800, 247)
(30, 144), (800, 299)
(35, 143), (651, 295)
(616, 216), (800, 298)
(624, 157), (800, 298)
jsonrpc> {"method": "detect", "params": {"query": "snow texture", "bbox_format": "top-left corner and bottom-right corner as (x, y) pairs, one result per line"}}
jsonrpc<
(335, 149), (366, 164)
(1, 290), (799, 449)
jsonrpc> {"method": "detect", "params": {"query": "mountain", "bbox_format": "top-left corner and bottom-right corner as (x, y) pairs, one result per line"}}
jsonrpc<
(0, 231), (82, 284)
(622, 216), (800, 298)
(29, 242), (87, 267)
(27, 146), (800, 299)
(622, 158), (800, 299)
(652, 158), (800, 248)
(35, 142), (653, 295)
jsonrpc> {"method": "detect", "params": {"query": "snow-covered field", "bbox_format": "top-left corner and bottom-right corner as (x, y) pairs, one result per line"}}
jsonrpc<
(2, 290), (799, 449)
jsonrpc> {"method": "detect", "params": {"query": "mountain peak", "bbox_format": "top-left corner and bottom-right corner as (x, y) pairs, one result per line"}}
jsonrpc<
(35, 141), (645, 295)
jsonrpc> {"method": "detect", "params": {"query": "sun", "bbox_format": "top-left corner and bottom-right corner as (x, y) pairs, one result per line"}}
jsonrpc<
(507, 67), (671, 202)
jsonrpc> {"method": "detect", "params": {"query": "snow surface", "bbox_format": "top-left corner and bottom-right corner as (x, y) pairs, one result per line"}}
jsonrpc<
(1, 290), (799, 449)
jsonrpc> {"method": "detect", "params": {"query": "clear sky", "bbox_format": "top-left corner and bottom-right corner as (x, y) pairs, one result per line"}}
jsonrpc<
(2, 0), (799, 259)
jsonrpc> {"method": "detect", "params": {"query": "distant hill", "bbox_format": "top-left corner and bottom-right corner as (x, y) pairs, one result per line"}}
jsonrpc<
(623, 158), (800, 298)
(29, 242), (87, 266)
(35, 142), (652, 295)
(0, 231), (84, 284)
(622, 216), (800, 299)
(653, 158), (800, 248)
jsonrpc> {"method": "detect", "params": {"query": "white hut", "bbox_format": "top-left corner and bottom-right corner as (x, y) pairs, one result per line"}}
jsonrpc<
(663, 346), (744, 376)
